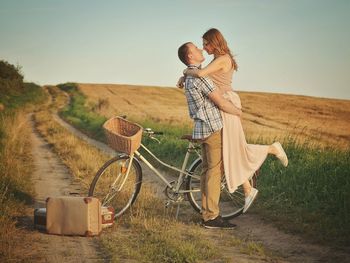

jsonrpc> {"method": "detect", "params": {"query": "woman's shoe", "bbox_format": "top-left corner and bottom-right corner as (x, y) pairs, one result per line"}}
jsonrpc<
(273, 142), (288, 167)
(243, 187), (258, 213)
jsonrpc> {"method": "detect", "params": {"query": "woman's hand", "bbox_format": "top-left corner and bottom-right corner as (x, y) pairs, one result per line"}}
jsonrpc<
(235, 107), (243, 118)
(176, 76), (185, 89)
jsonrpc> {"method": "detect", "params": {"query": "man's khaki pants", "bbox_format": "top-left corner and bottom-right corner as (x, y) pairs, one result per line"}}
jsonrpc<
(201, 129), (223, 222)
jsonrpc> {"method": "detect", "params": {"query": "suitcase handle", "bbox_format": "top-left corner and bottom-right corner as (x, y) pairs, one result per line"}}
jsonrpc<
(84, 197), (92, 204)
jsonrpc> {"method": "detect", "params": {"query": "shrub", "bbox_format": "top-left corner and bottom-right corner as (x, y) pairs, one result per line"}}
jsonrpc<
(0, 60), (24, 95)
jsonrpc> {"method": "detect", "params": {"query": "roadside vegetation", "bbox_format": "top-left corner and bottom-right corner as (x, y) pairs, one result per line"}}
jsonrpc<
(58, 82), (350, 248)
(58, 82), (107, 139)
(0, 60), (46, 262)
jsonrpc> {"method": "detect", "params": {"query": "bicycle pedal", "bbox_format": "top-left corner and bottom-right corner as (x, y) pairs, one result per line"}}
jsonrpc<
(176, 196), (184, 202)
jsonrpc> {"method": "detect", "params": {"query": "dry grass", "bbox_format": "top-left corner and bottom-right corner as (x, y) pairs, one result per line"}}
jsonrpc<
(78, 83), (350, 149)
(0, 111), (36, 262)
(34, 87), (109, 192)
(78, 83), (191, 126)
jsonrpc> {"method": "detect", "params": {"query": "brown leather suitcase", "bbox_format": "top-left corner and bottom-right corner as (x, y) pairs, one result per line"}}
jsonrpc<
(34, 208), (46, 230)
(101, 206), (115, 229)
(46, 196), (102, 236)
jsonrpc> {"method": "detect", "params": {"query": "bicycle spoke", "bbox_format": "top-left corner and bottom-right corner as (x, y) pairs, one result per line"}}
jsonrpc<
(187, 159), (258, 219)
(89, 156), (142, 217)
(227, 194), (243, 208)
(102, 188), (119, 206)
(190, 174), (201, 181)
(224, 188), (245, 202)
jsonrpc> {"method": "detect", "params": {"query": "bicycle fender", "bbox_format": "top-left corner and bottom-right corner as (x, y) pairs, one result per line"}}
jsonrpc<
(188, 157), (202, 173)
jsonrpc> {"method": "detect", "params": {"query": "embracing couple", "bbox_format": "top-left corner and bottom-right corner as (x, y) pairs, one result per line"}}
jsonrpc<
(177, 28), (288, 229)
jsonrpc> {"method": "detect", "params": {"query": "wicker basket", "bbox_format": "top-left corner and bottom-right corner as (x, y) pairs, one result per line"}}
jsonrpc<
(103, 117), (143, 154)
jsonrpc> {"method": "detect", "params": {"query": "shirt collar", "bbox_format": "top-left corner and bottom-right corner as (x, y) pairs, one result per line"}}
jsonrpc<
(188, 64), (201, 69)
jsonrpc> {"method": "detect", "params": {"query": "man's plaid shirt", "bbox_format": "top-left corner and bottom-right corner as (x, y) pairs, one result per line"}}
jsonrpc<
(184, 65), (223, 139)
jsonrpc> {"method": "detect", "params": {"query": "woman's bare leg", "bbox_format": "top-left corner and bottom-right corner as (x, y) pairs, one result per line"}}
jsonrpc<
(242, 181), (252, 197)
(242, 145), (278, 197)
(243, 143), (287, 199)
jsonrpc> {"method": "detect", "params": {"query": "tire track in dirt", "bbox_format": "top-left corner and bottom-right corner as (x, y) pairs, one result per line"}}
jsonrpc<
(28, 114), (108, 263)
(52, 113), (350, 262)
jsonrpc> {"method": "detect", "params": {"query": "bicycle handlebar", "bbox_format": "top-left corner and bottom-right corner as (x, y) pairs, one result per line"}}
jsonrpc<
(144, 128), (163, 136)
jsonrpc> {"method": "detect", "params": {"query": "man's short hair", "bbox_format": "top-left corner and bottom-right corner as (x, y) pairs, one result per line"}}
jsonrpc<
(178, 42), (191, 65)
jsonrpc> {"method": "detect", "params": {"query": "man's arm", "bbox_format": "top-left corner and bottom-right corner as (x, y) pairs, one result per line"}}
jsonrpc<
(208, 89), (242, 117)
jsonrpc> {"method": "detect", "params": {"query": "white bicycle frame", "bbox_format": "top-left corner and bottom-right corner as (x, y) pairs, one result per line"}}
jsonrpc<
(104, 130), (253, 219)
(132, 141), (202, 195)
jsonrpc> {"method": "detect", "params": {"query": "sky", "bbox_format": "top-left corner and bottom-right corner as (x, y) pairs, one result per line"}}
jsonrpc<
(1, 0), (349, 100)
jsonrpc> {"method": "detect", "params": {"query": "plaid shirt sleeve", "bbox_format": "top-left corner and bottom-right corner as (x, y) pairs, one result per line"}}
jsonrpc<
(184, 76), (222, 139)
(197, 77), (215, 97)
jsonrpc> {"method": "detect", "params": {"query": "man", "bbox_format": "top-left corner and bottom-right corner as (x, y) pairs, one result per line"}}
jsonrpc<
(178, 42), (242, 229)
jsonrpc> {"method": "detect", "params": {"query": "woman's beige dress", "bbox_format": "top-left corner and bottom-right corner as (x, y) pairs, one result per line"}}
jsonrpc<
(210, 69), (269, 193)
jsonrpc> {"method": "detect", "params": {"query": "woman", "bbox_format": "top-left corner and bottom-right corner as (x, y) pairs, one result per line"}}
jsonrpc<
(180, 28), (288, 213)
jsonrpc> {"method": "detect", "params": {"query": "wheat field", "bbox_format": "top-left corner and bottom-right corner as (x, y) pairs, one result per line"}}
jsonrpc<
(78, 83), (350, 149)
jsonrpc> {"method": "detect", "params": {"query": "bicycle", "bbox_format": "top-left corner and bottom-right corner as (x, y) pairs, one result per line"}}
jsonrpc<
(88, 117), (257, 219)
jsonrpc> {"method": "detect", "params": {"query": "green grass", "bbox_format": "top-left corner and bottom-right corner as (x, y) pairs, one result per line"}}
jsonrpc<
(57, 83), (350, 248)
(136, 119), (195, 169)
(0, 82), (46, 111)
(254, 137), (350, 246)
(58, 82), (107, 139)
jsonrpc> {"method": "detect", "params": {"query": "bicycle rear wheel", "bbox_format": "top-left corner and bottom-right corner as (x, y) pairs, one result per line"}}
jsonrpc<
(186, 158), (257, 219)
(88, 155), (142, 218)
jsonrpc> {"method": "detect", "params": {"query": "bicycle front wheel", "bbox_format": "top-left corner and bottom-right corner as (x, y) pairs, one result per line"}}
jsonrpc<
(88, 155), (142, 218)
(186, 158), (257, 219)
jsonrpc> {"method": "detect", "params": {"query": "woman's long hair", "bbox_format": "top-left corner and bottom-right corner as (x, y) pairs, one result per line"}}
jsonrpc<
(202, 28), (238, 71)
